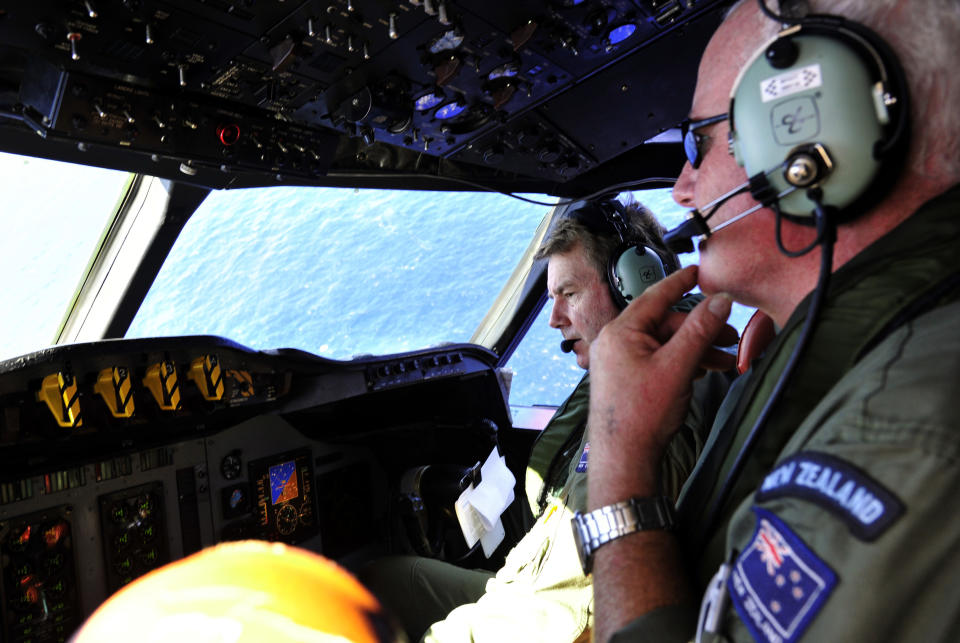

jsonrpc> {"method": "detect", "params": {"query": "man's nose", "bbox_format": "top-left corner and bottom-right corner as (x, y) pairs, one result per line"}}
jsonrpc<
(673, 161), (697, 208)
(548, 301), (565, 328)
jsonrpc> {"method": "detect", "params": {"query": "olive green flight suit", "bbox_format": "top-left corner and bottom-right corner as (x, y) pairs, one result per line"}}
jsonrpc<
(613, 185), (960, 642)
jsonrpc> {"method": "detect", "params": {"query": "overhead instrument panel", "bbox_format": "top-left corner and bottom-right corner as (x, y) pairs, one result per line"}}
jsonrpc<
(0, 0), (726, 193)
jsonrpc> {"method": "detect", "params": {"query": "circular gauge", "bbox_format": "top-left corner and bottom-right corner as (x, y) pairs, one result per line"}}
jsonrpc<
(46, 576), (66, 599)
(110, 503), (130, 525)
(414, 91), (445, 112)
(139, 546), (161, 568)
(299, 505), (314, 526)
(44, 551), (64, 574)
(437, 102), (493, 135)
(136, 494), (154, 519)
(113, 531), (131, 552)
(487, 63), (519, 81)
(428, 29), (464, 54)
(114, 556), (134, 575)
(607, 23), (637, 46)
(276, 504), (298, 536)
(139, 520), (157, 544)
(11, 560), (32, 579)
(387, 116), (413, 134)
(435, 101), (467, 120)
(221, 451), (242, 480)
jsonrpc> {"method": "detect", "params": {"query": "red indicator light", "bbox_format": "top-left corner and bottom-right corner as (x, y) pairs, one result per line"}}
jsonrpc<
(217, 124), (240, 146)
(12, 525), (31, 549)
(19, 575), (42, 604)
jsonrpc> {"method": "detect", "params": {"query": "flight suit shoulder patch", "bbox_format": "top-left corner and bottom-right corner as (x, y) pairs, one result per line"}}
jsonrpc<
(575, 442), (589, 473)
(728, 507), (836, 643)
(755, 451), (904, 541)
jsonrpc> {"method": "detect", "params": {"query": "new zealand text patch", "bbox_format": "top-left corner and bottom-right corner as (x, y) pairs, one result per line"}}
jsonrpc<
(755, 451), (904, 540)
(729, 507), (836, 643)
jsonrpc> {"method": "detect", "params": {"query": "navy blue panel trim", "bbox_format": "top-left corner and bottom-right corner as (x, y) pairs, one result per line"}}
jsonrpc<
(755, 451), (904, 541)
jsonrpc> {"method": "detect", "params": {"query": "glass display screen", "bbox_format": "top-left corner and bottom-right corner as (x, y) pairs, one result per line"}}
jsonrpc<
(269, 460), (299, 505)
(248, 449), (318, 544)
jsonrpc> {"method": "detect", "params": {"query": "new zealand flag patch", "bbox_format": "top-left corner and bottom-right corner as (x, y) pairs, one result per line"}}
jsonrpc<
(575, 442), (589, 473)
(728, 507), (836, 643)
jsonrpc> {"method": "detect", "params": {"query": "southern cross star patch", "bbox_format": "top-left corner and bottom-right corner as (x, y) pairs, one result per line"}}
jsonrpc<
(728, 507), (836, 643)
(575, 442), (589, 473)
(755, 451), (904, 541)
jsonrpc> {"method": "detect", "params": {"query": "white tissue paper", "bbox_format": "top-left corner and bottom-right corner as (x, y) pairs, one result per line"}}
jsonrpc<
(454, 446), (516, 558)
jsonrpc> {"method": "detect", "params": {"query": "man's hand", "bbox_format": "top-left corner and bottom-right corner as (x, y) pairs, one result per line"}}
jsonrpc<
(588, 265), (734, 501)
(587, 266), (735, 642)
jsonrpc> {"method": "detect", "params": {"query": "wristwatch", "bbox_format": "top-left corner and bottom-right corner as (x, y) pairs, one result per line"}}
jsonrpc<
(571, 496), (676, 574)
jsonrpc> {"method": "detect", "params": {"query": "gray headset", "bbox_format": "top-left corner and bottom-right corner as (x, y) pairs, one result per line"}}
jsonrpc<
(728, 13), (910, 223)
(568, 199), (667, 309)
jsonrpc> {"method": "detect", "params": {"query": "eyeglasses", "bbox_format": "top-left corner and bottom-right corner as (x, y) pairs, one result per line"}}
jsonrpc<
(680, 113), (728, 169)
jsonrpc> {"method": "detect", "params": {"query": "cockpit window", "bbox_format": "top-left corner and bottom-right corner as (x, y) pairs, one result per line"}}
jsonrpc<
(0, 152), (131, 362)
(126, 187), (549, 358)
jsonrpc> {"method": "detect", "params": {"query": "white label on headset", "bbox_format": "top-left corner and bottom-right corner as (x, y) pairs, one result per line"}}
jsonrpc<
(759, 63), (822, 103)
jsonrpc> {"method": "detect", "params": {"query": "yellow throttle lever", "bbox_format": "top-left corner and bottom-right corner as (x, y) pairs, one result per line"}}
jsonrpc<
(188, 354), (224, 401)
(94, 367), (135, 418)
(37, 372), (83, 428)
(143, 361), (180, 410)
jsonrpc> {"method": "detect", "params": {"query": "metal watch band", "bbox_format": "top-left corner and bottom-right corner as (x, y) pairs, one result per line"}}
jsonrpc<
(571, 496), (676, 574)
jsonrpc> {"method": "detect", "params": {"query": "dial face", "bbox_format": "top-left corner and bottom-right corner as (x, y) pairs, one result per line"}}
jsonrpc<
(435, 101), (467, 120)
(135, 494), (154, 519)
(415, 92), (444, 111)
(607, 23), (637, 45)
(221, 452), (242, 480)
(428, 29), (464, 54)
(276, 504), (299, 536)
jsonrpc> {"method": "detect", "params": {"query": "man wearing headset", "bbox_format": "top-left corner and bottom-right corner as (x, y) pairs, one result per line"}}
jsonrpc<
(581, 0), (960, 641)
(364, 199), (730, 642)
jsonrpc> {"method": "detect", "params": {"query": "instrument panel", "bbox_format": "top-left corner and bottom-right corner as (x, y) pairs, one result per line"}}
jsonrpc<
(0, 335), (506, 641)
(0, 413), (381, 643)
(0, 0), (726, 192)
(251, 449), (318, 543)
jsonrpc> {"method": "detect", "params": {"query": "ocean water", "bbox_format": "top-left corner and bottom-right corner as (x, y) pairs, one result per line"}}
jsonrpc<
(2, 150), (749, 407)
(127, 186), (753, 407)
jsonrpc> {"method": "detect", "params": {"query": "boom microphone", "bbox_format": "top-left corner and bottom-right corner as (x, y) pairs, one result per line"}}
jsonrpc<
(560, 339), (578, 353)
(663, 177), (797, 253)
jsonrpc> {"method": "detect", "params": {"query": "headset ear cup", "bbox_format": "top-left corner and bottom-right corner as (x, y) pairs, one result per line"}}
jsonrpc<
(728, 17), (909, 222)
(608, 245), (666, 308)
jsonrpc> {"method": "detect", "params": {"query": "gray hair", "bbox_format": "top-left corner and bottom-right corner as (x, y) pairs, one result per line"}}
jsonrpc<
(535, 197), (680, 278)
(731, 0), (960, 182)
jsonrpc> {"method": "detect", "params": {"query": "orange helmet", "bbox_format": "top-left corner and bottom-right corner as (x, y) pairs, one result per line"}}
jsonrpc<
(73, 540), (403, 642)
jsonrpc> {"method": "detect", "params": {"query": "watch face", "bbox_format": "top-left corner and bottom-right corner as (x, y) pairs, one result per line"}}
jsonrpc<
(571, 512), (592, 574)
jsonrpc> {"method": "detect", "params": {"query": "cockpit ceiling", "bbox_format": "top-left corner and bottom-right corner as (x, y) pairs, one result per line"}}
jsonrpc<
(0, 0), (727, 195)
